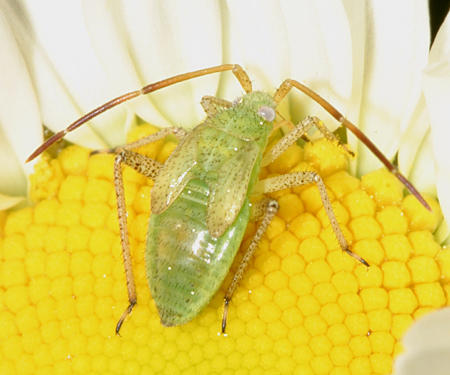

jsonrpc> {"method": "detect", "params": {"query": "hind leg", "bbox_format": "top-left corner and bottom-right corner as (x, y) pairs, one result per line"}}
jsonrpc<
(221, 198), (279, 333)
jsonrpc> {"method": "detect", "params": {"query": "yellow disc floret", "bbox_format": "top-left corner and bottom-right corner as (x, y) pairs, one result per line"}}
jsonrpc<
(1, 124), (448, 375)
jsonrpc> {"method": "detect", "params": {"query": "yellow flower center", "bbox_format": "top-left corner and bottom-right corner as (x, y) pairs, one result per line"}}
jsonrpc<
(1, 124), (448, 375)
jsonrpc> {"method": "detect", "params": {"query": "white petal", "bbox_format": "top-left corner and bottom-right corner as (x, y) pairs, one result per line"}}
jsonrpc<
(223, 0), (290, 98)
(398, 95), (437, 195)
(82, 0), (169, 130)
(339, 0), (367, 175)
(221, 0), (354, 133)
(0, 6), (41, 198)
(284, 0), (353, 125)
(17, 0), (130, 148)
(85, 0), (223, 129)
(356, 0), (430, 176)
(398, 95), (429, 176)
(394, 308), (450, 375)
(407, 130), (438, 196)
(341, 0), (366, 116)
(122, 0), (223, 127)
(423, 11), (450, 242)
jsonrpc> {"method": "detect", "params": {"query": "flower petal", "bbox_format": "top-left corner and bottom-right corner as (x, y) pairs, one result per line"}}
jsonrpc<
(407, 130), (438, 196)
(356, 0), (430, 176)
(282, 0), (354, 126)
(84, 0), (223, 129)
(394, 308), (450, 375)
(340, 0), (367, 175)
(82, 0), (169, 130)
(398, 95), (437, 195)
(222, 0), (354, 137)
(16, 0), (130, 148)
(222, 0), (290, 97)
(0, 5), (41, 198)
(423, 11), (450, 243)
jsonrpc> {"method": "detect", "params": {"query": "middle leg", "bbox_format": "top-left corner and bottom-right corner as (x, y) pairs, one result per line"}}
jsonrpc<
(256, 171), (368, 266)
(92, 126), (187, 155)
(271, 78), (429, 210)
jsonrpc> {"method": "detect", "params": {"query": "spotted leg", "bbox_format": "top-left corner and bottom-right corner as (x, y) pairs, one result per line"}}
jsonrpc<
(271, 78), (429, 210)
(221, 198), (279, 333)
(256, 171), (368, 267)
(262, 115), (353, 167)
(113, 127), (187, 334)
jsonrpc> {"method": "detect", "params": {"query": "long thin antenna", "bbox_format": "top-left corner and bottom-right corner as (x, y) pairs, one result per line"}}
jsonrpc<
(273, 79), (431, 211)
(27, 64), (240, 162)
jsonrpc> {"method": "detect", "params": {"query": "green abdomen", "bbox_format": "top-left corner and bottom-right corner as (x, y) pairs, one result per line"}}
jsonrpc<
(146, 179), (250, 326)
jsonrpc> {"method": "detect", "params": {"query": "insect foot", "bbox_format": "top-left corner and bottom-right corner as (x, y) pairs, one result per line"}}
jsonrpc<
(116, 301), (136, 335)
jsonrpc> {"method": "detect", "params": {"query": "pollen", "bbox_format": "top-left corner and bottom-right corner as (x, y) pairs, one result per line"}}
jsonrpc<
(1, 123), (448, 374)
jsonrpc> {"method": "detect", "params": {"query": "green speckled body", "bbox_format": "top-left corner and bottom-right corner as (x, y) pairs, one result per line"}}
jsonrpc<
(146, 92), (276, 326)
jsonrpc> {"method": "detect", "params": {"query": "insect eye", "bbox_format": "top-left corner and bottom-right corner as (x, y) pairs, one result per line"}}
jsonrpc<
(257, 106), (275, 122)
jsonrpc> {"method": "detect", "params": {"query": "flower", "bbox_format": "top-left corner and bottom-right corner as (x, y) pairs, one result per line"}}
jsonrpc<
(1, 1), (449, 374)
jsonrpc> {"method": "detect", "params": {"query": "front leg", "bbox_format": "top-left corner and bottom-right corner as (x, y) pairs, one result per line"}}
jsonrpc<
(93, 126), (187, 155)
(262, 116), (353, 167)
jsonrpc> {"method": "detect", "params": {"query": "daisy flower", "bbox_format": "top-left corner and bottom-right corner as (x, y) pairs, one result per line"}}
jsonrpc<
(0, 1), (449, 374)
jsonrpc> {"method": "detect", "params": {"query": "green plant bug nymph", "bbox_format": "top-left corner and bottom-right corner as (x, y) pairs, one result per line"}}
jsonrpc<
(27, 64), (430, 334)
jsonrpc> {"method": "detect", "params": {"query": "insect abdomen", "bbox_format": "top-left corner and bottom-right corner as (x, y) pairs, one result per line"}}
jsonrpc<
(146, 179), (250, 326)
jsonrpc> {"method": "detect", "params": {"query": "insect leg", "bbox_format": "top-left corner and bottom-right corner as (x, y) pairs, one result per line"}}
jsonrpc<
(113, 148), (169, 334)
(222, 199), (279, 333)
(92, 127), (187, 155)
(200, 96), (232, 117)
(113, 152), (136, 335)
(262, 116), (353, 167)
(117, 150), (164, 179)
(272, 79), (430, 211)
(122, 127), (187, 151)
(257, 171), (369, 267)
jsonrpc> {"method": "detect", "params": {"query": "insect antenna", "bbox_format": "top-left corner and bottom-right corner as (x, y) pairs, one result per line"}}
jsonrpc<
(27, 64), (247, 162)
(273, 79), (431, 211)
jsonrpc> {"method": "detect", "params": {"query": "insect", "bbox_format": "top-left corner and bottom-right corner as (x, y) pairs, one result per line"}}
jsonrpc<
(27, 64), (430, 334)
